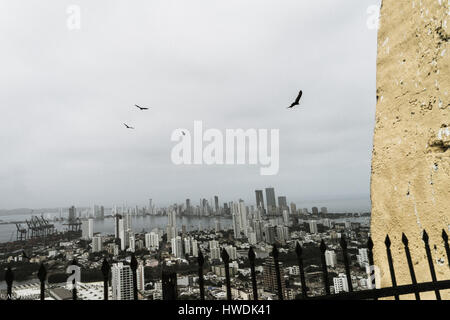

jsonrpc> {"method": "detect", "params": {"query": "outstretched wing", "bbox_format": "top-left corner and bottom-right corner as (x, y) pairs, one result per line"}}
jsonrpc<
(295, 90), (303, 104)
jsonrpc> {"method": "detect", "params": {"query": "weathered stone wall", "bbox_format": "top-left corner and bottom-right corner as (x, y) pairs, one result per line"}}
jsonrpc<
(371, 0), (449, 299)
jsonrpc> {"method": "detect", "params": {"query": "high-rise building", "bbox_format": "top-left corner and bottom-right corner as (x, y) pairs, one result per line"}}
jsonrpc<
(333, 274), (349, 294)
(81, 218), (94, 240)
(290, 203), (297, 215)
(137, 263), (145, 292)
(325, 250), (337, 268)
(357, 248), (369, 268)
(145, 232), (159, 250)
(191, 239), (198, 257)
(320, 207), (328, 215)
(111, 263), (133, 300)
(92, 236), (103, 253)
(69, 206), (76, 222)
(255, 190), (265, 212)
(263, 258), (287, 299)
(129, 236), (136, 252)
(171, 236), (184, 258)
(265, 188), (276, 215)
(225, 245), (237, 260)
(312, 207), (319, 215)
(309, 220), (318, 234)
(215, 220), (221, 233)
(185, 199), (191, 215)
(278, 196), (287, 211)
(184, 237), (191, 256)
(214, 196), (219, 213)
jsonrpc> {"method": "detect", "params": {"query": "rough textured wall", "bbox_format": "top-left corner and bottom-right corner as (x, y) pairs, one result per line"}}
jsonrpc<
(371, 0), (449, 299)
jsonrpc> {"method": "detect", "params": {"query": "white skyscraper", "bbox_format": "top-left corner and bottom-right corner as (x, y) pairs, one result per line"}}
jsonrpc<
(137, 263), (145, 291)
(92, 236), (103, 253)
(129, 236), (136, 253)
(184, 238), (191, 256)
(111, 263), (133, 300)
(191, 239), (198, 257)
(325, 250), (337, 268)
(333, 274), (349, 294)
(145, 232), (159, 250)
(309, 220), (318, 234)
(81, 218), (94, 240)
(171, 236), (183, 258)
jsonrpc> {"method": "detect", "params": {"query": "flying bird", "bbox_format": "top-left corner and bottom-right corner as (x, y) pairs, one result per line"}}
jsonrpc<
(287, 90), (303, 109)
(123, 123), (135, 129)
(182, 131), (186, 136)
(135, 104), (149, 110)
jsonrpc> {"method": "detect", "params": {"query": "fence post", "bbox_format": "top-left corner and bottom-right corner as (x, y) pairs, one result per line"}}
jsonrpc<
(101, 258), (110, 301)
(221, 248), (232, 300)
(384, 235), (399, 300)
(367, 237), (377, 300)
(71, 259), (78, 301)
(340, 235), (353, 292)
(295, 242), (307, 299)
(272, 245), (284, 300)
(401, 233), (420, 300)
(5, 266), (14, 300)
(443, 229), (450, 268)
(319, 240), (330, 295)
(422, 230), (441, 300)
(248, 247), (258, 300)
(38, 263), (47, 301)
(198, 248), (205, 300)
(130, 254), (138, 300)
(162, 271), (177, 300)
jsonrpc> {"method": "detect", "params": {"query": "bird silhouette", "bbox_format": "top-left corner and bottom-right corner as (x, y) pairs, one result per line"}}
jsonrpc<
(135, 104), (149, 110)
(124, 123), (135, 129)
(287, 90), (303, 109)
(182, 131), (186, 136)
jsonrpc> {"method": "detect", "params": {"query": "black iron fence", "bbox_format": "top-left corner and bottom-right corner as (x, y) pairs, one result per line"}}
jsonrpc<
(2, 229), (450, 300)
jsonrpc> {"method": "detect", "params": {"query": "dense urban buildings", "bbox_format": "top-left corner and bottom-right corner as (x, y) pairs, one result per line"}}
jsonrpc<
(0, 186), (371, 300)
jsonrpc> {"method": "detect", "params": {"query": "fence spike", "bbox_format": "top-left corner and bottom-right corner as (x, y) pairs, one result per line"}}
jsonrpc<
(295, 241), (307, 299)
(320, 239), (327, 253)
(319, 240), (330, 295)
(402, 233), (420, 300)
(422, 230), (429, 243)
(5, 266), (14, 300)
(367, 237), (377, 300)
(384, 234), (399, 300)
(442, 229), (450, 267)
(340, 235), (353, 292)
(101, 258), (110, 300)
(221, 248), (232, 300)
(70, 259), (78, 300)
(340, 234), (348, 250)
(385, 235), (391, 247)
(272, 244), (283, 300)
(38, 263), (47, 301)
(367, 237), (374, 250)
(401, 233), (409, 245)
(130, 254), (138, 300)
(248, 246), (256, 262)
(248, 247), (258, 300)
(198, 248), (205, 300)
(422, 229), (441, 300)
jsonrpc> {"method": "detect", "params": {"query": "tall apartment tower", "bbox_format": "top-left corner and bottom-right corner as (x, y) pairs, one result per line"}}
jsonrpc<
(255, 190), (265, 213)
(111, 263), (134, 300)
(263, 258), (287, 299)
(265, 188), (276, 215)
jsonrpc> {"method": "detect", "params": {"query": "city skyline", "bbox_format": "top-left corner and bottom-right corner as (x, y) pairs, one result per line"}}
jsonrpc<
(0, 1), (379, 209)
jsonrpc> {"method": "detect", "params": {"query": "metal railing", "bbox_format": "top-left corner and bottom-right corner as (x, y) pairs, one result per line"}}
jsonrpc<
(3, 229), (450, 300)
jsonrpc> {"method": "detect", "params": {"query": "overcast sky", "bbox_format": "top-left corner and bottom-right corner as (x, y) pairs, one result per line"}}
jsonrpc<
(0, 0), (381, 211)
